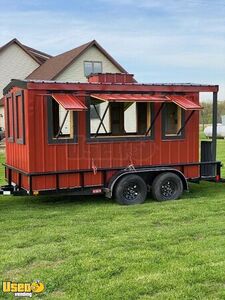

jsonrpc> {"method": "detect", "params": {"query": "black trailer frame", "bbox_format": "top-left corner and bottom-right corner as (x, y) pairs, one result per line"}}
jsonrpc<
(1, 159), (223, 197)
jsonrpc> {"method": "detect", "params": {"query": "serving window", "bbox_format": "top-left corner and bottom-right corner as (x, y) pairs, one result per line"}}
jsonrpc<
(88, 100), (153, 140)
(47, 97), (77, 144)
(162, 103), (185, 139)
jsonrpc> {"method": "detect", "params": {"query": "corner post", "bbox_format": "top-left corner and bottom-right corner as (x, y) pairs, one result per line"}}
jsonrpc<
(212, 92), (218, 161)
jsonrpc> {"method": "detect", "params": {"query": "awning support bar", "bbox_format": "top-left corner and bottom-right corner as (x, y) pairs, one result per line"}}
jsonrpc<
(56, 111), (69, 138)
(93, 104), (107, 134)
(177, 110), (195, 135)
(95, 103), (110, 137)
(145, 103), (165, 136)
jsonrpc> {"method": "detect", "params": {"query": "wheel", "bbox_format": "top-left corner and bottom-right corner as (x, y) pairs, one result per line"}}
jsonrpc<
(151, 172), (183, 201)
(114, 174), (147, 205)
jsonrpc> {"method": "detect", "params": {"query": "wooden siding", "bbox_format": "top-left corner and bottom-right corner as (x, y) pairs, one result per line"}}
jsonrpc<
(5, 88), (30, 172)
(5, 84), (200, 191)
(0, 43), (39, 99)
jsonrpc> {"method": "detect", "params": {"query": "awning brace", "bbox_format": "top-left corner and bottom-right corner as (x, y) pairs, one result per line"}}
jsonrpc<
(177, 110), (195, 135)
(145, 103), (165, 136)
(93, 104), (108, 134)
(56, 111), (69, 138)
(95, 103), (110, 137)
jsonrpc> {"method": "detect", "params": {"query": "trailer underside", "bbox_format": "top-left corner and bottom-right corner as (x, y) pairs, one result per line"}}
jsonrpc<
(1, 159), (223, 198)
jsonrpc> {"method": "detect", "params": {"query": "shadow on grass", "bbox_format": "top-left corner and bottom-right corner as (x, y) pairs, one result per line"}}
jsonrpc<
(0, 194), (115, 211)
(37, 195), (158, 207)
(1, 180), (225, 210)
(29, 194), (116, 206)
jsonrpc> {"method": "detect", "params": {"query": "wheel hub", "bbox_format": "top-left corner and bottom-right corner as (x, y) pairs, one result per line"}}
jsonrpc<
(160, 180), (176, 197)
(123, 184), (139, 200)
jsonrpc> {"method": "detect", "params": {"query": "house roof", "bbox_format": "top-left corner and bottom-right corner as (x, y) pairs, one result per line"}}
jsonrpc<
(0, 38), (52, 65)
(27, 40), (127, 80)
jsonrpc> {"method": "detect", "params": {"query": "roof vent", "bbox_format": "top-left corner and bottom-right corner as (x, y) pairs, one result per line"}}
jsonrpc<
(87, 73), (135, 84)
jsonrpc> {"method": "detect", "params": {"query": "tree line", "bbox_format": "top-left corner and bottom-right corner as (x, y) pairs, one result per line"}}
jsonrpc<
(200, 101), (225, 127)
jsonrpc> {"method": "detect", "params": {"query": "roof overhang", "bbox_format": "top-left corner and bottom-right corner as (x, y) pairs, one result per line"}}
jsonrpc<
(3, 79), (219, 96)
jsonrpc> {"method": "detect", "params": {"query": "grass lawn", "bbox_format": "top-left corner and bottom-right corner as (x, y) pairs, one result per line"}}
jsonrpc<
(1, 140), (225, 299)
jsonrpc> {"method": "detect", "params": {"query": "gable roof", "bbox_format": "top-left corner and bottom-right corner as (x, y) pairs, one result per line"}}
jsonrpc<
(0, 38), (52, 65)
(27, 40), (127, 80)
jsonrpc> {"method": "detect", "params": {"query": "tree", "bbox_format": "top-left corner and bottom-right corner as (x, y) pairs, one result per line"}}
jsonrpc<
(200, 100), (225, 125)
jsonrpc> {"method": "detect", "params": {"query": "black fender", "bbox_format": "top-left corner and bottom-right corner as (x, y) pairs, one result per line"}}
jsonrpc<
(107, 167), (188, 198)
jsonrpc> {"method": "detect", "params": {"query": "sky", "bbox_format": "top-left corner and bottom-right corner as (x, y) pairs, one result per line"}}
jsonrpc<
(0, 0), (225, 100)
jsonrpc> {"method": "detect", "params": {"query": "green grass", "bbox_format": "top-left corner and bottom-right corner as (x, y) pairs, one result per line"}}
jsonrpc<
(1, 140), (225, 299)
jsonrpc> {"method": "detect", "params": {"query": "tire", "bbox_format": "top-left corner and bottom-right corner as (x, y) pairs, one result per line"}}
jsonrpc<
(114, 174), (147, 205)
(151, 172), (183, 201)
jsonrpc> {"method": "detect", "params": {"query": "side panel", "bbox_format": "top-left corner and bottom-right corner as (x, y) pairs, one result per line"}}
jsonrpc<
(5, 87), (30, 173)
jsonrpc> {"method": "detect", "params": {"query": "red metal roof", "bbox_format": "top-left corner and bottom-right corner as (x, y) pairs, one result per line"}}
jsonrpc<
(166, 95), (203, 110)
(3, 79), (219, 96)
(91, 93), (168, 102)
(52, 94), (87, 111)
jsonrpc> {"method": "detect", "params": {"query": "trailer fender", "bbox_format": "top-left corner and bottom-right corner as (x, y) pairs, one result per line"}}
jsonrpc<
(106, 168), (188, 198)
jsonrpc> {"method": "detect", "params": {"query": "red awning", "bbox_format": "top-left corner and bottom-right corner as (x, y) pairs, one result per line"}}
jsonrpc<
(52, 94), (87, 111)
(166, 95), (203, 110)
(91, 93), (167, 102)
(91, 93), (203, 110)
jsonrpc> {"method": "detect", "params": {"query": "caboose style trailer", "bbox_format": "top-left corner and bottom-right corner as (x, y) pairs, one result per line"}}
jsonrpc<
(1, 73), (221, 204)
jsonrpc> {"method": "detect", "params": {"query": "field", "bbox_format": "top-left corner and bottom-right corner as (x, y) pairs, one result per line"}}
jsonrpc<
(1, 140), (225, 299)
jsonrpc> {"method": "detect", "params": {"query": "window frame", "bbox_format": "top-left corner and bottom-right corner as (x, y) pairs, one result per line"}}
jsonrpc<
(6, 92), (14, 143)
(15, 90), (25, 144)
(84, 61), (103, 77)
(162, 102), (185, 140)
(47, 96), (78, 144)
(86, 97), (155, 143)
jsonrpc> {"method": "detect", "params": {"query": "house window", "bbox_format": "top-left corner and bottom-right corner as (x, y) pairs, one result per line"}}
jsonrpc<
(84, 61), (102, 77)
(6, 93), (14, 142)
(15, 90), (25, 144)
(88, 100), (153, 140)
(47, 97), (77, 144)
(162, 103), (184, 139)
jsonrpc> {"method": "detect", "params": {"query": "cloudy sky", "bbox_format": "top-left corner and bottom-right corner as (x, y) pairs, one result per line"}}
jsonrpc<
(1, 0), (225, 100)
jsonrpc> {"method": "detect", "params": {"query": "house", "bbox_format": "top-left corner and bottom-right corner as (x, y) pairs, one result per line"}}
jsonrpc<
(0, 39), (128, 132)
(27, 40), (129, 134)
(27, 39), (127, 81)
(0, 38), (52, 128)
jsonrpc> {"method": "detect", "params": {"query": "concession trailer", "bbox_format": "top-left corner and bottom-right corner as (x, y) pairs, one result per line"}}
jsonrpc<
(0, 73), (222, 204)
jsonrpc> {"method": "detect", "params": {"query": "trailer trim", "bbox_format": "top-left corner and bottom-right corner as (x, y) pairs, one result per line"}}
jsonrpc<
(2, 160), (222, 197)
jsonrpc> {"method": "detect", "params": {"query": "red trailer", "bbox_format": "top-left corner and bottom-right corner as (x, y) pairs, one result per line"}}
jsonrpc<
(1, 73), (221, 204)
